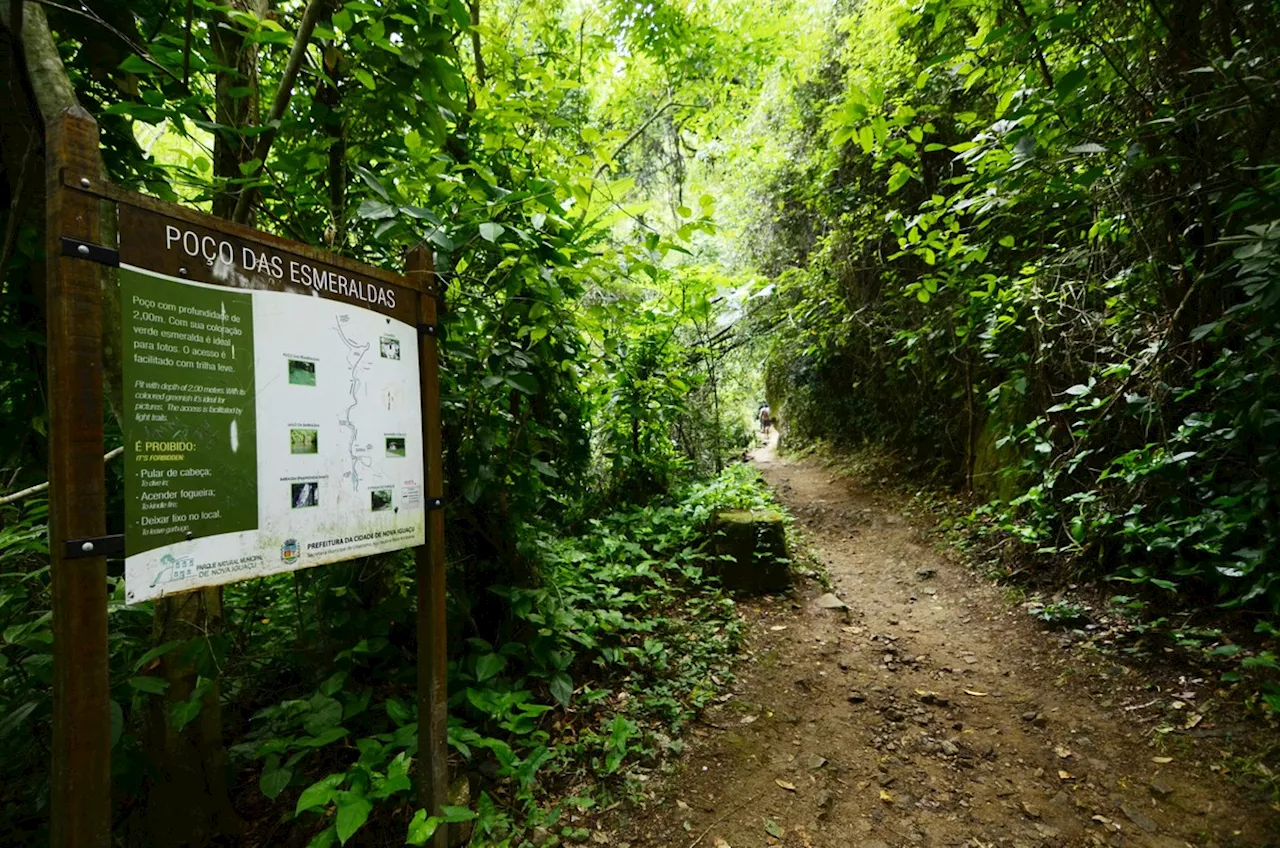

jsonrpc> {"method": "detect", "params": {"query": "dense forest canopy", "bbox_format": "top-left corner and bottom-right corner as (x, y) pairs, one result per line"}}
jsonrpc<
(3, 0), (1280, 844)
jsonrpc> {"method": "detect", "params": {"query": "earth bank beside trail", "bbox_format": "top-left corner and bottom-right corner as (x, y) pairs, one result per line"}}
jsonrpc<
(599, 435), (1279, 848)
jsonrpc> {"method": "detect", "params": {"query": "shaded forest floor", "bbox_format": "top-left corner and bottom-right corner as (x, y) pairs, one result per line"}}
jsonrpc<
(599, 434), (1280, 848)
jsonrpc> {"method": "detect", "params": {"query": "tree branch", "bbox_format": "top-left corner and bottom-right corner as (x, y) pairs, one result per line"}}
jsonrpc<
(230, 0), (333, 224)
(1009, 0), (1054, 90)
(7, 0), (77, 120)
(0, 447), (122, 506)
(468, 0), (485, 85)
(595, 98), (675, 177)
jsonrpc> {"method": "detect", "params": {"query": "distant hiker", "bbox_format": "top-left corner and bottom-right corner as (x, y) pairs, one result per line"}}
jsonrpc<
(758, 403), (771, 436)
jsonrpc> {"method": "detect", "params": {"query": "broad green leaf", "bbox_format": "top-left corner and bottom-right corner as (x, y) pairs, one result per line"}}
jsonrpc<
(304, 696), (343, 735)
(260, 756), (292, 800)
(356, 199), (397, 220)
(479, 222), (505, 243)
(406, 810), (442, 845)
(1056, 67), (1087, 97)
(335, 794), (372, 844)
(505, 373), (539, 395)
(297, 774), (344, 815)
(442, 806), (478, 822)
(474, 653), (505, 682)
(128, 676), (168, 694)
(549, 672), (573, 706)
(118, 54), (153, 74)
(888, 167), (912, 194)
(132, 639), (185, 672)
(295, 727), (349, 748)
(857, 126), (874, 154)
(307, 826), (337, 848)
(386, 697), (413, 725)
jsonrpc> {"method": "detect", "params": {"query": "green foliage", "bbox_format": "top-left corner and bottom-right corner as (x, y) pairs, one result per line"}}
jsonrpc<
(12, 0), (1280, 839)
(233, 465), (763, 844)
(749, 0), (1280, 617)
(0, 462), (771, 842)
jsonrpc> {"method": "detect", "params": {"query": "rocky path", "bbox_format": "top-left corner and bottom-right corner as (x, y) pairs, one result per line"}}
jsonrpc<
(608, 436), (1277, 848)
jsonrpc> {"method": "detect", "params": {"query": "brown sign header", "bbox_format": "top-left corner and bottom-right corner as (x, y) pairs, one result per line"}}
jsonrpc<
(117, 201), (419, 324)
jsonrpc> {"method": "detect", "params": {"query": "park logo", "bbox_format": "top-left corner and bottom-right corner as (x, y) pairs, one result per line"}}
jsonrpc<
(149, 552), (196, 588)
(280, 538), (300, 565)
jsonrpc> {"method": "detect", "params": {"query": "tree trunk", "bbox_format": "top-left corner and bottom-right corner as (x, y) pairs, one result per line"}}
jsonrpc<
(143, 2), (269, 842)
(0, 1), (53, 470)
(144, 592), (241, 846)
(210, 0), (267, 219)
(319, 44), (346, 247)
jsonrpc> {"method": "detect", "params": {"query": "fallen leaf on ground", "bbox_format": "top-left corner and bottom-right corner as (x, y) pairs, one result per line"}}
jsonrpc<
(770, 625), (788, 631)
(1055, 745), (1073, 759)
(763, 819), (783, 838)
(964, 690), (988, 697)
(879, 788), (894, 803)
(1058, 770), (1074, 780)
(740, 715), (758, 725)
(775, 779), (796, 791)
(713, 838), (732, 848)
(1152, 756), (1173, 764)
(1184, 713), (1203, 729)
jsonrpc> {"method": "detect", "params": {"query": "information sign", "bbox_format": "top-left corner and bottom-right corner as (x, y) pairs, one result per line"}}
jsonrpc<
(118, 205), (425, 602)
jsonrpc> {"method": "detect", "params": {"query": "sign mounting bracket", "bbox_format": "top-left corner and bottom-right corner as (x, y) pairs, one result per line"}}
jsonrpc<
(60, 237), (119, 266)
(64, 534), (125, 559)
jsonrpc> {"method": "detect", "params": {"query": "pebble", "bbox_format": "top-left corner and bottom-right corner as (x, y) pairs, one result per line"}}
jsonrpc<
(1121, 803), (1159, 833)
(816, 592), (849, 610)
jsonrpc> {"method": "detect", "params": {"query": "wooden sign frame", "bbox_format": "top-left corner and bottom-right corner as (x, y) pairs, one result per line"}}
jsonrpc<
(45, 107), (449, 847)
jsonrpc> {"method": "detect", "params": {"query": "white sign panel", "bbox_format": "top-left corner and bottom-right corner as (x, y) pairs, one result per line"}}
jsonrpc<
(121, 263), (425, 603)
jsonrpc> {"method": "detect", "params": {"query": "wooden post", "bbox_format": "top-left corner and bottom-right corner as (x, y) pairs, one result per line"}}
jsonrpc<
(408, 246), (449, 846)
(46, 106), (111, 847)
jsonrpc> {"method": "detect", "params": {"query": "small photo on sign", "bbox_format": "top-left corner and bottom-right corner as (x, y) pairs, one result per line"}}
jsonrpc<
(380, 335), (401, 360)
(371, 488), (393, 512)
(290, 428), (318, 454)
(291, 481), (319, 509)
(385, 436), (406, 457)
(288, 359), (316, 386)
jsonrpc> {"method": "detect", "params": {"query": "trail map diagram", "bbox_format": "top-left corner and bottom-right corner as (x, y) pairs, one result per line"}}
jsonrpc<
(335, 314), (375, 491)
(120, 259), (425, 603)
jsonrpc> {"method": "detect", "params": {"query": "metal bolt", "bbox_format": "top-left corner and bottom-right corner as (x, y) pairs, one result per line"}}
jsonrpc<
(77, 244), (90, 256)
(79, 177), (91, 188)
(80, 541), (94, 553)
(179, 267), (188, 276)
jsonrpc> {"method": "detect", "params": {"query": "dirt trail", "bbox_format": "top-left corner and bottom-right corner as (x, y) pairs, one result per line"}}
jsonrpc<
(609, 436), (1278, 848)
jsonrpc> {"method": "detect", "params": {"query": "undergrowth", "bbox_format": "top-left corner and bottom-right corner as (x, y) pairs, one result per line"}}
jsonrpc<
(0, 464), (782, 847)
